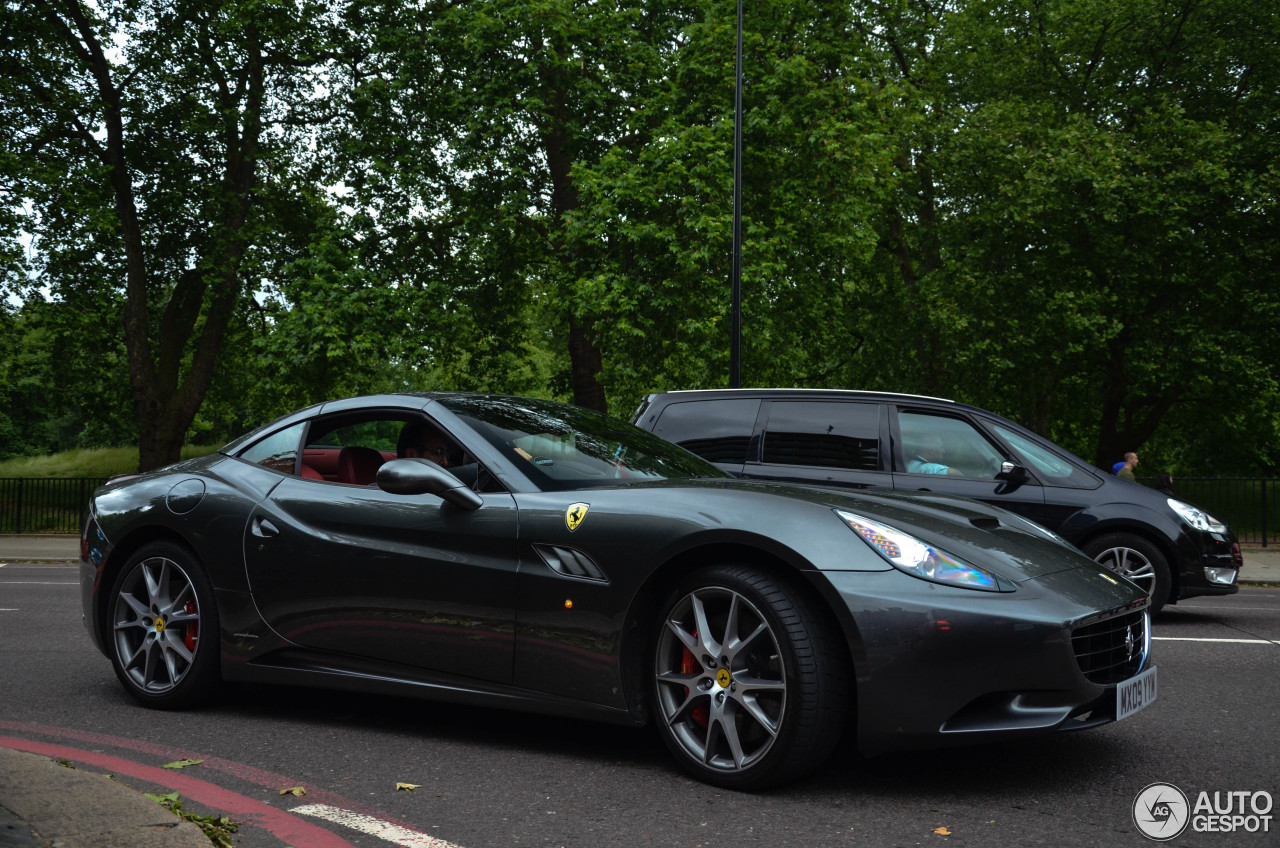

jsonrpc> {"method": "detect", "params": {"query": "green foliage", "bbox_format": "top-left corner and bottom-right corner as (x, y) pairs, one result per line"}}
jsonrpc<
(1, 0), (1276, 475)
(854, 0), (1280, 473)
(144, 792), (239, 848)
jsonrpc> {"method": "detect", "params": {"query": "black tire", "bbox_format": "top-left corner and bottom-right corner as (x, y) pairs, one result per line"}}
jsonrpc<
(1083, 533), (1172, 614)
(106, 541), (220, 708)
(650, 565), (850, 789)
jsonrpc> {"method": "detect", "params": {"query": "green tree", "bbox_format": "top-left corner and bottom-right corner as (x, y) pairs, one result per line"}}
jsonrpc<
(334, 0), (701, 412)
(1, 0), (348, 469)
(857, 0), (1280, 472)
(567, 0), (901, 412)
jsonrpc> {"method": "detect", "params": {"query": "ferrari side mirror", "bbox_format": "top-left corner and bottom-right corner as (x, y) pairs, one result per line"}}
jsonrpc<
(376, 458), (483, 510)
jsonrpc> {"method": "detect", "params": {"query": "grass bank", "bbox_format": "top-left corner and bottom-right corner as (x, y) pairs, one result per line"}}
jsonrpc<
(0, 445), (221, 479)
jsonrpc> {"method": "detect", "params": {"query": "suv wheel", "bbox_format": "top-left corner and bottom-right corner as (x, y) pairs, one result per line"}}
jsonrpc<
(1083, 533), (1171, 614)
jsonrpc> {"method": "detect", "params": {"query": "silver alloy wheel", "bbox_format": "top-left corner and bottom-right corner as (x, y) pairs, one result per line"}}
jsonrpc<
(1092, 545), (1157, 596)
(654, 586), (786, 774)
(112, 556), (201, 694)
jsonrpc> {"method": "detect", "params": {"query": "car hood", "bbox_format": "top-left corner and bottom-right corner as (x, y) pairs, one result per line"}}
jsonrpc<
(673, 478), (1109, 584)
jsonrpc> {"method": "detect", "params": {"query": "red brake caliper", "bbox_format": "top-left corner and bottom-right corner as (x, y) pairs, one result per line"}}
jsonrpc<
(681, 639), (709, 729)
(183, 600), (198, 652)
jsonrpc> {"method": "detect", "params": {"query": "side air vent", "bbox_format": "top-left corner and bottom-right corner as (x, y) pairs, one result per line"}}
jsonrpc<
(969, 517), (1001, 531)
(532, 544), (610, 584)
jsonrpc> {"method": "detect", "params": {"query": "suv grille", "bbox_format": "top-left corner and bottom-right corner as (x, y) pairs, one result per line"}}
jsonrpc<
(1072, 609), (1149, 685)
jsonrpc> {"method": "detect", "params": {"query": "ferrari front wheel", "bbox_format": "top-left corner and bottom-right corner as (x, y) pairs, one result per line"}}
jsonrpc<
(651, 565), (849, 789)
(107, 541), (220, 708)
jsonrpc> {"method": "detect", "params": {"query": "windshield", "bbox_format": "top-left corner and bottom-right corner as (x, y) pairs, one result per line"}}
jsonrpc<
(440, 396), (727, 491)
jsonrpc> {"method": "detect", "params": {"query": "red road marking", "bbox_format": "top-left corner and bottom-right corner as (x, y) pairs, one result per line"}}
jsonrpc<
(0, 719), (404, 824)
(0, 735), (357, 848)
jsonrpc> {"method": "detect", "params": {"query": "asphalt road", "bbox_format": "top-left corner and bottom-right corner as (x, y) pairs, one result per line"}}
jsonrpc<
(1, 561), (1276, 848)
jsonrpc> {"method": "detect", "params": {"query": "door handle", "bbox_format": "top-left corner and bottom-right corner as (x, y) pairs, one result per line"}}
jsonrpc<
(252, 517), (280, 538)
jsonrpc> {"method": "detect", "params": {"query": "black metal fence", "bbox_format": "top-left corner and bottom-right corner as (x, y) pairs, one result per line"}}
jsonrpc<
(0, 478), (109, 535)
(1157, 477), (1276, 548)
(0, 475), (1276, 546)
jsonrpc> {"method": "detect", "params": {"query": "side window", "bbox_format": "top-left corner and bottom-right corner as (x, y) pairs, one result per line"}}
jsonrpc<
(899, 412), (1003, 479)
(991, 423), (1098, 488)
(762, 402), (880, 470)
(237, 423), (305, 474)
(311, 420), (403, 452)
(300, 413), (502, 492)
(652, 399), (759, 464)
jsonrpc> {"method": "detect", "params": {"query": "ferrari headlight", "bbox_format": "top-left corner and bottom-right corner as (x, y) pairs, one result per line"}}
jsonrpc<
(836, 509), (1000, 591)
(1167, 499), (1227, 533)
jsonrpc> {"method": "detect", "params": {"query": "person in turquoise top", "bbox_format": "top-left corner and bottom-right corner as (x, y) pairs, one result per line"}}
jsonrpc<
(907, 435), (961, 476)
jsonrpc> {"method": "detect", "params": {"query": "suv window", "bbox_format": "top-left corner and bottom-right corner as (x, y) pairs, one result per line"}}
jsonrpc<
(898, 412), (1003, 479)
(991, 422), (1099, 488)
(651, 398), (759, 463)
(762, 401), (880, 471)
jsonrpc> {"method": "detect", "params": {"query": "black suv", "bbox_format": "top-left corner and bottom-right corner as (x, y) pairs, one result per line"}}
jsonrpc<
(632, 388), (1241, 612)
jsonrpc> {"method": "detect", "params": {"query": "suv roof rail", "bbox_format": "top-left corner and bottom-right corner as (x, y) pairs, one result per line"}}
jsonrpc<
(658, 388), (957, 404)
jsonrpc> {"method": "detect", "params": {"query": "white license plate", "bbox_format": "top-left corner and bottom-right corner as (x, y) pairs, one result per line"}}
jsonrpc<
(1116, 665), (1157, 721)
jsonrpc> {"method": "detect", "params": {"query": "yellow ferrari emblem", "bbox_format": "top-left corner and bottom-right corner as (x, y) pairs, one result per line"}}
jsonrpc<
(565, 503), (589, 532)
(716, 668), (732, 687)
(154, 617), (165, 632)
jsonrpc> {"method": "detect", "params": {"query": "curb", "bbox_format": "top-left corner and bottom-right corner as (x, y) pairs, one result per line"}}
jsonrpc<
(0, 747), (210, 848)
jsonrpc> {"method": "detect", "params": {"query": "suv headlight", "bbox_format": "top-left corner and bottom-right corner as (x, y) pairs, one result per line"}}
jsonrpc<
(1167, 498), (1228, 533)
(836, 509), (1001, 591)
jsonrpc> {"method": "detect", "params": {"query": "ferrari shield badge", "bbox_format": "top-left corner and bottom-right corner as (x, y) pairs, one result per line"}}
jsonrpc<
(566, 502), (589, 532)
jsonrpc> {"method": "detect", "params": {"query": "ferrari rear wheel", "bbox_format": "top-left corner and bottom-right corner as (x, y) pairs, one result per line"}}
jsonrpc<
(651, 565), (848, 789)
(108, 541), (220, 708)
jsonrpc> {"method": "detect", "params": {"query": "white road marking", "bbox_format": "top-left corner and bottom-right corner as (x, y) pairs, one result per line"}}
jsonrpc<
(292, 804), (465, 848)
(1176, 606), (1280, 612)
(0, 581), (77, 585)
(1154, 636), (1278, 645)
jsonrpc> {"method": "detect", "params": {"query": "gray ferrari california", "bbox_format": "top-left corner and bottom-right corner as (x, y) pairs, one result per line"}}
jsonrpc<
(80, 393), (1155, 788)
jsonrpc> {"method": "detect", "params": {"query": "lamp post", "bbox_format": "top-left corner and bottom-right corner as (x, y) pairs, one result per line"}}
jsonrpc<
(729, 0), (743, 388)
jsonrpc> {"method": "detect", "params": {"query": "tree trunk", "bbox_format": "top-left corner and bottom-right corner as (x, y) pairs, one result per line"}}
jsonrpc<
(540, 74), (607, 412)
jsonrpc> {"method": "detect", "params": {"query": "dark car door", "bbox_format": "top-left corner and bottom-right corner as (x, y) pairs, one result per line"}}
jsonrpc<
(889, 408), (1056, 525)
(742, 400), (890, 489)
(243, 477), (521, 684)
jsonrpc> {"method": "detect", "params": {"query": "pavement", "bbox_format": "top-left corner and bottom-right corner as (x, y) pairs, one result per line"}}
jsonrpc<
(0, 748), (209, 848)
(0, 534), (1277, 847)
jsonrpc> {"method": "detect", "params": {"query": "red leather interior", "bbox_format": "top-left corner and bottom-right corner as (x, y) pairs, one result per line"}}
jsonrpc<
(337, 446), (385, 485)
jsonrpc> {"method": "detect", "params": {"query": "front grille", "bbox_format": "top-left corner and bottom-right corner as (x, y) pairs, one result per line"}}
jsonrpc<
(1072, 609), (1149, 684)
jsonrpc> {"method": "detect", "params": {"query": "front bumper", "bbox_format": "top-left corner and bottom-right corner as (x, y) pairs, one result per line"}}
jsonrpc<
(78, 512), (111, 656)
(1173, 530), (1241, 601)
(813, 567), (1150, 753)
